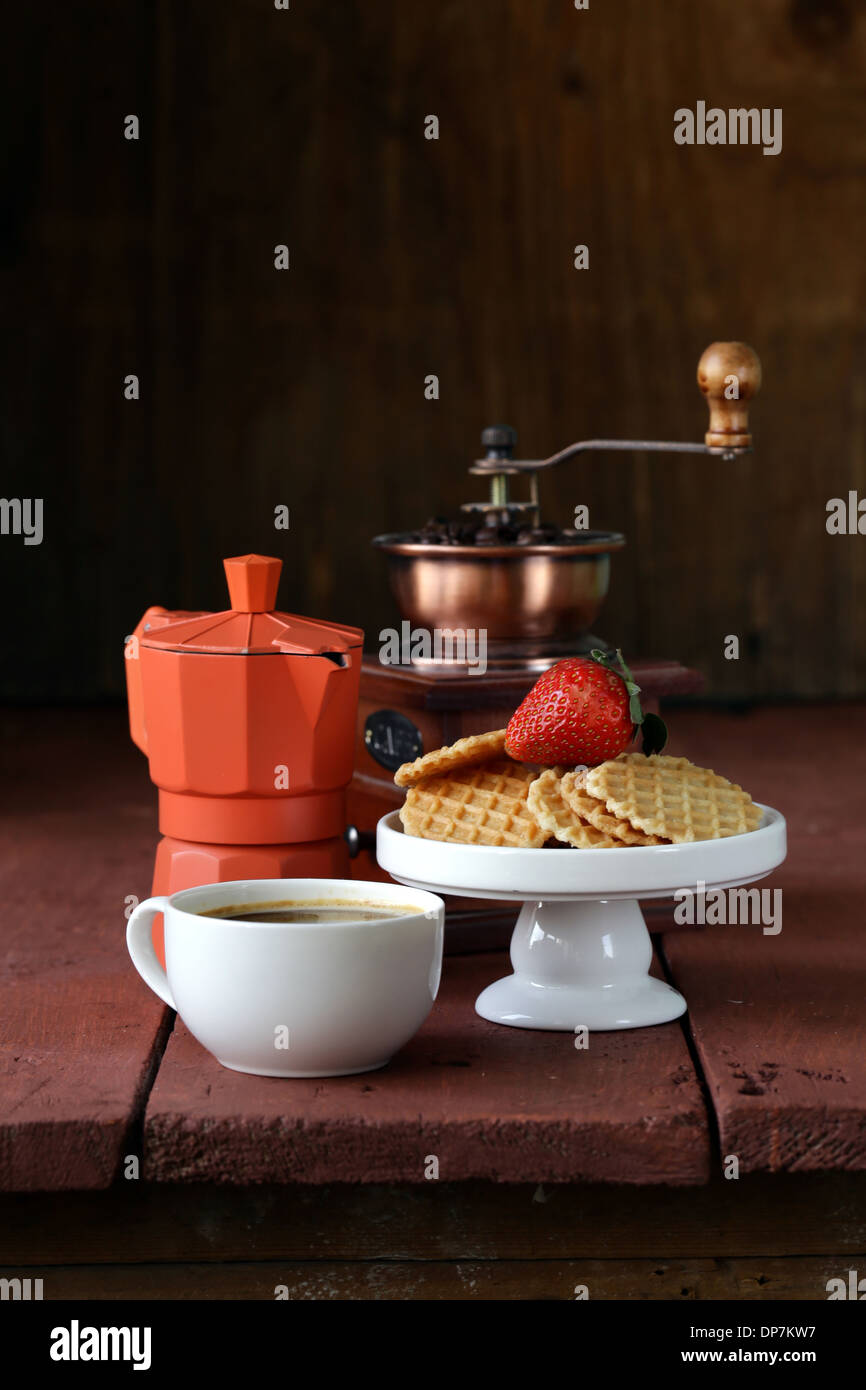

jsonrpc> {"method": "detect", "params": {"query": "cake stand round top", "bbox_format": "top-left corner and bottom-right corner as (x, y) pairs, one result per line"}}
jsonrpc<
(376, 807), (786, 901)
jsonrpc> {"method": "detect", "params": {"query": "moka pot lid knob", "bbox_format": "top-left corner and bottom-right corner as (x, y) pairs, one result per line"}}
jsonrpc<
(223, 554), (282, 612)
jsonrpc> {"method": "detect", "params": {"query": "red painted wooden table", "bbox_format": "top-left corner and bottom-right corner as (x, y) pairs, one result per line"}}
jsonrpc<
(1, 704), (865, 1299)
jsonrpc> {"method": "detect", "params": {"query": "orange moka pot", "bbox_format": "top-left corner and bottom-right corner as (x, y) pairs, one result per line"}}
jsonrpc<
(125, 554), (364, 963)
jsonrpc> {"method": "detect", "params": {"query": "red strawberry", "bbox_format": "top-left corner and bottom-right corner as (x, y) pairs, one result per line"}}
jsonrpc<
(505, 650), (666, 767)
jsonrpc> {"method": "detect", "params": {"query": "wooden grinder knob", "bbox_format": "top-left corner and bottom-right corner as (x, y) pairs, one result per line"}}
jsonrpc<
(697, 342), (762, 450)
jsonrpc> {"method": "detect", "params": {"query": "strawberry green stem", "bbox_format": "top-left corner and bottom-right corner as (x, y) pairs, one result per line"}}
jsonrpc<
(589, 647), (668, 754)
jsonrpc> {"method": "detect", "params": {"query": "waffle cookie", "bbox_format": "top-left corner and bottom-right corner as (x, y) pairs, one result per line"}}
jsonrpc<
(399, 758), (546, 847)
(586, 753), (763, 843)
(394, 729), (508, 788)
(527, 768), (620, 848)
(560, 769), (668, 846)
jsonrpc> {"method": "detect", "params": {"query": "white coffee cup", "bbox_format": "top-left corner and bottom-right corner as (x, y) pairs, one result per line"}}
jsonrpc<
(126, 878), (445, 1077)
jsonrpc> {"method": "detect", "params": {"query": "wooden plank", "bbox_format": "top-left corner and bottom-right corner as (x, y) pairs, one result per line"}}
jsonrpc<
(3, 703), (863, 1191)
(660, 706), (866, 1173)
(0, 711), (168, 1190)
(2, 1175), (865, 1266)
(144, 952), (709, 1185)
(3, 702), (863, 1192)
(5, 1257), (854, 1301)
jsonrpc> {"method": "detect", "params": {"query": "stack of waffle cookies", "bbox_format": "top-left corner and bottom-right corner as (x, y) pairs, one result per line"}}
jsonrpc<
(395, 733), (763, 849)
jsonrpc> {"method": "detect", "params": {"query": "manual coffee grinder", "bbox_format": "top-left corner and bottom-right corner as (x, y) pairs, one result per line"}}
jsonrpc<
(347, 342), (761, 928)
(126, 553), (364, 962)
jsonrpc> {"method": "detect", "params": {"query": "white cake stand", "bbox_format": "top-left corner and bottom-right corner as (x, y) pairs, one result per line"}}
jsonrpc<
(376, 808), (786, 1032)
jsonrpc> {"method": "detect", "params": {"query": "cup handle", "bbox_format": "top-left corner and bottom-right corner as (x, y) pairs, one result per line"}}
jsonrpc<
(126, 896), (177, 1009)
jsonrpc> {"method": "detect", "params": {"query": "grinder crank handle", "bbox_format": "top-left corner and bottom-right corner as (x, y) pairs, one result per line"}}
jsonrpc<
(697, 341), (762, 451)
(470, 341), (762, 475)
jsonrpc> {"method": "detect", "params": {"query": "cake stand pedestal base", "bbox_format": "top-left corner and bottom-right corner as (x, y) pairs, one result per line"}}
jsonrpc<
(474, 898), (686, 1031)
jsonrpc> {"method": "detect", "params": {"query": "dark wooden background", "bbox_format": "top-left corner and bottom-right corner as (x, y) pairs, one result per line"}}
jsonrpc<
(1, 0), (865, 702)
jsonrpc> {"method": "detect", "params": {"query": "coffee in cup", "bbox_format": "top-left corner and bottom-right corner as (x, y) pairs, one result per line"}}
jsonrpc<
(199, 899), (417, 923)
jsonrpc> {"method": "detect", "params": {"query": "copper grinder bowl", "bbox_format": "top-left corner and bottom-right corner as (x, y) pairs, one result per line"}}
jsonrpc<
(372, 533), (626, 643)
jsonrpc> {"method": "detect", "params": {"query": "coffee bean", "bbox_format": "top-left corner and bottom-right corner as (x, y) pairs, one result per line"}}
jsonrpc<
(396, 514), (587, 547)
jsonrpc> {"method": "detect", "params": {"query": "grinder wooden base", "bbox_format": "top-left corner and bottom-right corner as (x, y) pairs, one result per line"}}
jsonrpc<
(347, 654), (705, 953)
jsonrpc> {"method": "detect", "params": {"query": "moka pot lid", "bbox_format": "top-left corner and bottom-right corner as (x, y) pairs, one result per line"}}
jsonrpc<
(138, 554), (364, 656)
